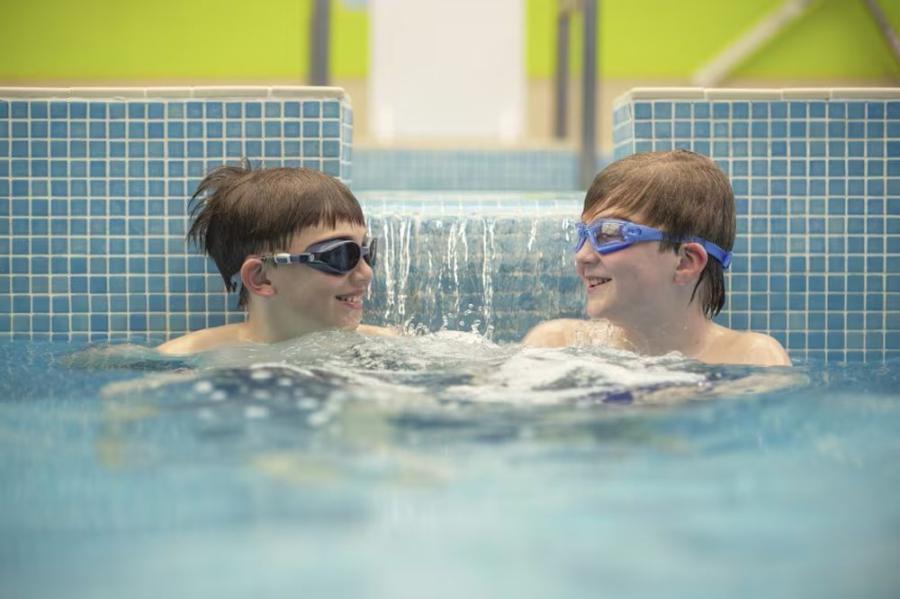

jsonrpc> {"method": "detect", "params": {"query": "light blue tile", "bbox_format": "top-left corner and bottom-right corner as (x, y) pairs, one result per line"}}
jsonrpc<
(653, 101), (672, 119)
(303, 101), (321, 118)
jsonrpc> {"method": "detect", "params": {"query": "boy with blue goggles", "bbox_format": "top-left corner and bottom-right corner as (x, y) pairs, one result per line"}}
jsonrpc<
(574, 218), (733, 269)
(525, 150), (789, 367)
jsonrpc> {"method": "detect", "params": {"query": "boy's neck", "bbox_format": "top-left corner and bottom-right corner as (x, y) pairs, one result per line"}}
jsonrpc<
(244, 304), (318, 344)
(613, 306), (716, 359)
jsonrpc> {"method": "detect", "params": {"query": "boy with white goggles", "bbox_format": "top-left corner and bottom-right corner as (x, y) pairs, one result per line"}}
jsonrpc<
(158, 163), (393, 355)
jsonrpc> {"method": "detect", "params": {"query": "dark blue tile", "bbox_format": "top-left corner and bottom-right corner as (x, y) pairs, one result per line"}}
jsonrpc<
(302, 101), (320, 118)
(245, 121), (262, 137)
(264, 101), (281, 118)
(285, 102), (300, 118)
(634, 102), (652, 120)
(244, 140), (262, 157)
(205, 101), (223, 119)
(69, 101), (87, 119)
(186, 101), (203, 119)
(104, 103), (123, 120)
(10, 101), (28, 118)
(766, 120), (783, 139)
(867, 101), (885, 119)
(265, 121), (281, 137)
(123, 103), (144, 119)
(225, 102), (241, 118)
(888, 101), (900, 118)
(789, 102), (807, 118)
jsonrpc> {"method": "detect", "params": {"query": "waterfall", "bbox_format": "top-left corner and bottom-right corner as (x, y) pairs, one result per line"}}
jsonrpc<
(362, 193), (584, 342)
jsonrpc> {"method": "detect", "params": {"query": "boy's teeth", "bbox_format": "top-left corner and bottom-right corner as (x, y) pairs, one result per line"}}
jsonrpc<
(336, 294), (360, 301)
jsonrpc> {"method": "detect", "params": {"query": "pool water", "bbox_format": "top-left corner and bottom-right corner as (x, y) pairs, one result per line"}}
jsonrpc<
(1, 335), (898, 598)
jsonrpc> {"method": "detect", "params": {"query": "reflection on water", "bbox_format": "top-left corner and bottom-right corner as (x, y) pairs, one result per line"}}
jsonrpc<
(1, 336), (898, 599)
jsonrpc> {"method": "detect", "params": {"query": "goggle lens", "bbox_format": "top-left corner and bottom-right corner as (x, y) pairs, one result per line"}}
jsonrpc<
(307, 238), (377, 275)
(592, 221), (625, 246)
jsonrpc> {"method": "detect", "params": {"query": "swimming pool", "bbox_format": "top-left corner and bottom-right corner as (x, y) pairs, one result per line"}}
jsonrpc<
(1, 86), (898, 597)
(1, 334), (898, 598)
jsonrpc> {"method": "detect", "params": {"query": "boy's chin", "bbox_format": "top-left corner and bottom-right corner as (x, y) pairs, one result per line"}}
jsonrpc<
(585, 299), (609, 320)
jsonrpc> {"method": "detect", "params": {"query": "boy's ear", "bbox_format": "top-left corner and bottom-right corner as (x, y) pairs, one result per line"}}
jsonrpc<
(673, 242), (708, 285)
(240, 257), (275, 298)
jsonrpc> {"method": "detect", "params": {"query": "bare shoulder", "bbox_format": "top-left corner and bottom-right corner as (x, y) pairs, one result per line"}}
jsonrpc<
(707, 327), (792, 367)
(156, 324), (247, 355)
(523, 319), (589, 347)
(741, 331), (792, 366)
(357, 324), (399, 337)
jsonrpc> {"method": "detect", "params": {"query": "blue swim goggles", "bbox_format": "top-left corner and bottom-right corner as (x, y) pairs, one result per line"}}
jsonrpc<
(574, 219), (732, 269)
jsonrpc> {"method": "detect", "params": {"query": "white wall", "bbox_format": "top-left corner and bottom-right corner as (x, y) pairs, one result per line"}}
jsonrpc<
(369, 0), (525, 143)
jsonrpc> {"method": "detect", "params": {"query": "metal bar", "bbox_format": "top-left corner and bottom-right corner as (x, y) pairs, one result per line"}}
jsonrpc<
(310, 0), (331, 85)
(554, 6), (571, 139)
(692, 0), (811, 87)
(863, 0), (900, 67)
(579, 0), (598, 189)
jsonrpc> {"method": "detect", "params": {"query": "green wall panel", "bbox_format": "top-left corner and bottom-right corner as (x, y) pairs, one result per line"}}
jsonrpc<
(1, 0), (896, 81)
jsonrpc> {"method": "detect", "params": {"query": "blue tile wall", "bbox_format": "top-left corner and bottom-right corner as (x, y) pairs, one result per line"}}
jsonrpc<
(5, 86), (897, 363)
(613, 90), (900, 362)
(0, 88), (352, 342)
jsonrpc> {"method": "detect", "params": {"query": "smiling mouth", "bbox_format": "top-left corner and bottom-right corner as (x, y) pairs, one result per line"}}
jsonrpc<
(335, 294), (363, 308)
(586, 277), (611, 290)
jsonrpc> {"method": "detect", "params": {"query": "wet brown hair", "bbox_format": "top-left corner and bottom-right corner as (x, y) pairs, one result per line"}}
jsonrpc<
(188, 161), (365, 307)
(583, 150), (735, 317)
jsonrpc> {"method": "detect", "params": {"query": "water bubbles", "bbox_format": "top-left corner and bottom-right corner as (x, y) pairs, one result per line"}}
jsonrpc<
(244, 405), (270, 419)
(307, 411), (330, 427)
(193, 381), (214, 394)
(297, 398), (319, 411)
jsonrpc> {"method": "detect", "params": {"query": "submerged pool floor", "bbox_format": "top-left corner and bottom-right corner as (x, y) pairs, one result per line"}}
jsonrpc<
(1, 335), (898, 599)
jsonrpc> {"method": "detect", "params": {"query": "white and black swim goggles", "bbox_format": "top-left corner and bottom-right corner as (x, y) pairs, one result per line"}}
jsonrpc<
(259, 238), (378, 276)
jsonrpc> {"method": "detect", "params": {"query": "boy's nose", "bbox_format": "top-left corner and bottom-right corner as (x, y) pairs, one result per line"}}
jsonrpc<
(350, 256), (374, 283)
(574, 240), (600, 265)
